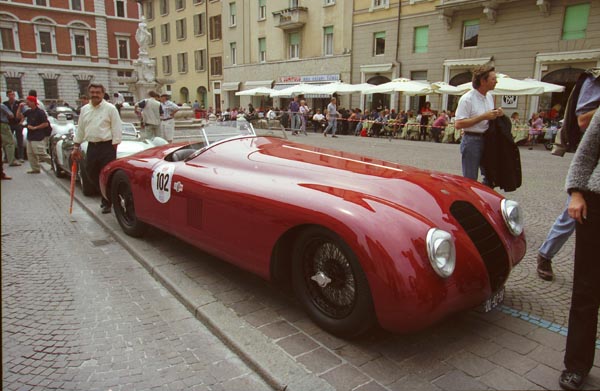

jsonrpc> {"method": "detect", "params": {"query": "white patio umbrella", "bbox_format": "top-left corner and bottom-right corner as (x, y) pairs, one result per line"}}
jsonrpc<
(316, 82), (374, 96)
(363, 78), (433, 95)
(235, 87), (275, 96)
(521, 78), (565, 93)
(270, 83), (321, 98)
(431, 81), (469, 95)
(457, 73), (545, 96)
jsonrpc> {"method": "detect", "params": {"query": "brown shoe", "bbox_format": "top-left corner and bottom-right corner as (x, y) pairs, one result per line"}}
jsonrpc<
(537, 254), (554, 281)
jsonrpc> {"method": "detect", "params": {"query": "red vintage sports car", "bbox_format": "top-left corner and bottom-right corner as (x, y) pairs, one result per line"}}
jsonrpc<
(100, 121), (526, 337)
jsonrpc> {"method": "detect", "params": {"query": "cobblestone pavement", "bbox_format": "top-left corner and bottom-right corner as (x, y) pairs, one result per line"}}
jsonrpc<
(3, 132), (600, 391)
(1, 165), (272, 391)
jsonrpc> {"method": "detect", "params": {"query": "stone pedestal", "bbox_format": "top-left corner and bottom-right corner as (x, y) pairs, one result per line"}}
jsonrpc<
(131, 58), (158, 101)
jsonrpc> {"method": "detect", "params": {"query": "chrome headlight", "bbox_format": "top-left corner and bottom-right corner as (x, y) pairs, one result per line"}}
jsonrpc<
(426, 228), (456, 278)
(501, 199), (523, 236)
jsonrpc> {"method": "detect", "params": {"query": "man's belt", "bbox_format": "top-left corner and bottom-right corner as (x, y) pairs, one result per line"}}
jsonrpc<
(463, 131), (484, 137)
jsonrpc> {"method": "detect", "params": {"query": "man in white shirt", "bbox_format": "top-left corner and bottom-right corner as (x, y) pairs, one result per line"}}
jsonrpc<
(159, 93), (179, 143)
(136, 91), (161, 139)
(455, 65), (503, 184)
(72, 83), (122, 214)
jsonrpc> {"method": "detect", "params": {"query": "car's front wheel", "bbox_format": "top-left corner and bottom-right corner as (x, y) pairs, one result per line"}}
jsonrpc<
(292, 227), (375, 338)
(111, 170), (148, 237)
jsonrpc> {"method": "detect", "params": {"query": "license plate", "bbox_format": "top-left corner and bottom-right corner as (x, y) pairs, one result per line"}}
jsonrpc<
(483, 287), (505, 312)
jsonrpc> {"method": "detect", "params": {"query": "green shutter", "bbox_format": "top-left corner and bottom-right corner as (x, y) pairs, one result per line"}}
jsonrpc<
(375, 31), (385, 39)
(290, 32), (300, 45)
(324, 26), (333, 35)
(414, 26), (428, 53)
(259, 37), (266, 51)
(464, 19), (479, 27)
(230, 2), (236, 15)
(259, 0), (265, 6)
(562, 3), (590, 40)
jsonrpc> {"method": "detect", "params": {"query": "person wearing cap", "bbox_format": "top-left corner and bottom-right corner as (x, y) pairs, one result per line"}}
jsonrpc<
(72, 83), (122, 214)
(19, 96), (52, 173)
(159, 93), (179, 143)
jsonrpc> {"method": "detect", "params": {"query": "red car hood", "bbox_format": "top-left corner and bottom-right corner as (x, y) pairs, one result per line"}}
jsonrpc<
(244, 137), (504, 228)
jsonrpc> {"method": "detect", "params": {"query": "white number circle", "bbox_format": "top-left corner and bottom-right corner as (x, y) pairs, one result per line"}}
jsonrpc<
(151, 163), (175, 203)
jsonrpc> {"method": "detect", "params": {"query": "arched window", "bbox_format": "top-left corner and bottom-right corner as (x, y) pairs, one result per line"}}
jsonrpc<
(447, 71), (472, 112)
(197, 86), (207, 107)
(541, 68), (585, 117)
(180, 87), (189, 103)
(366, 75), (391, 112)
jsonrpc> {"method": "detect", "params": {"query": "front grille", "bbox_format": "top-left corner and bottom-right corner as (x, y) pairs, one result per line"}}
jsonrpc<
(450, 201), (509, 292)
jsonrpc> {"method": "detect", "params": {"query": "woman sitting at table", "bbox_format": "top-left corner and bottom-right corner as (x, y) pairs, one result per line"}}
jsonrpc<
(528, 112), (544, 150)
(511, 112), (522, 126)
(431, 111), (448, 143)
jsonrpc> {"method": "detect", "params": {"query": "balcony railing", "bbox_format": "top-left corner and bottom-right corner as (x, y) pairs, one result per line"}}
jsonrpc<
(272, 6), (308, 30)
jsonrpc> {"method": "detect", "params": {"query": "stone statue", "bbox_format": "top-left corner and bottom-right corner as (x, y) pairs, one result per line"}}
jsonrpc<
(135, 17), (152, 57)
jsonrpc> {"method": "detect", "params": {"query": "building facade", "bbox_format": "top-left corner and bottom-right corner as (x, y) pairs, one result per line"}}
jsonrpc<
(0, 0), (141, 105)
(141, 0), (214, 108)
(396, 0), (600, 116)
(221, 0), (353, 112)
(351, 0), (401, 111)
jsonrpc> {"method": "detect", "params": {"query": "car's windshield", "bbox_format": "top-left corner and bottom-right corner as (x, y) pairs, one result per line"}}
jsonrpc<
(167, 119), (287, 162)
(122, 123), (138, 138)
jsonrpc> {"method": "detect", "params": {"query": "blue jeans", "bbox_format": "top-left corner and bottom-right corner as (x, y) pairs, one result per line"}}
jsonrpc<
(460, 133), (488, 183)
(291, 113), (301, 130)
(539, 196), (576, 260)
(324, 117), (337, 135)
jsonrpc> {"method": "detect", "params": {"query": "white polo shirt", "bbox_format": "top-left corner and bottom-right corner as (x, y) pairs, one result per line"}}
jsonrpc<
(455, 88), (494, 134)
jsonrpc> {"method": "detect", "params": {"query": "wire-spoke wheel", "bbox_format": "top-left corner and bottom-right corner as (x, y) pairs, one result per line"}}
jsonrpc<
(51, 151), (65, 178)
(292, 227), (375, 338)
(111, 171), (147, 237)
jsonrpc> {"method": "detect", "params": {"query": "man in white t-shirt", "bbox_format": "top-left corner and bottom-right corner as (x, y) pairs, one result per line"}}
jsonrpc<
(159, 93), (179, 143)
(136, 91), (162, 139)
(455, 65), (503, 184)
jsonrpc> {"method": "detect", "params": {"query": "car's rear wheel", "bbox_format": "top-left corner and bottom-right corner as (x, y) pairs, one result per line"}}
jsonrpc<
(111, 171), (148, 237)
(78, 163), (97, 196)
(292, 227), (375, 338)
(51, 150), (65, 178)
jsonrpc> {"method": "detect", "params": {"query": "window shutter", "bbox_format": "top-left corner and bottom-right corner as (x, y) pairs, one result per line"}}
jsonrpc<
(562, 3), (590, 40)
(414, 26), (428, 53)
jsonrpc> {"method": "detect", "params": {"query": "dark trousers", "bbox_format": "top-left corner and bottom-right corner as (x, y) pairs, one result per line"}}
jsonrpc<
(431, 127), (442, 143)
(86, 141), (116, 208)
(11, 124), (24, 159)
(564, 192), (600, 375)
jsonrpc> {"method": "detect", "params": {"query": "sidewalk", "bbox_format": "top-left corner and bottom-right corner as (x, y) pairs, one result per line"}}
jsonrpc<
(31, 153), (600, 391)
(1, 164), (273, 391)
